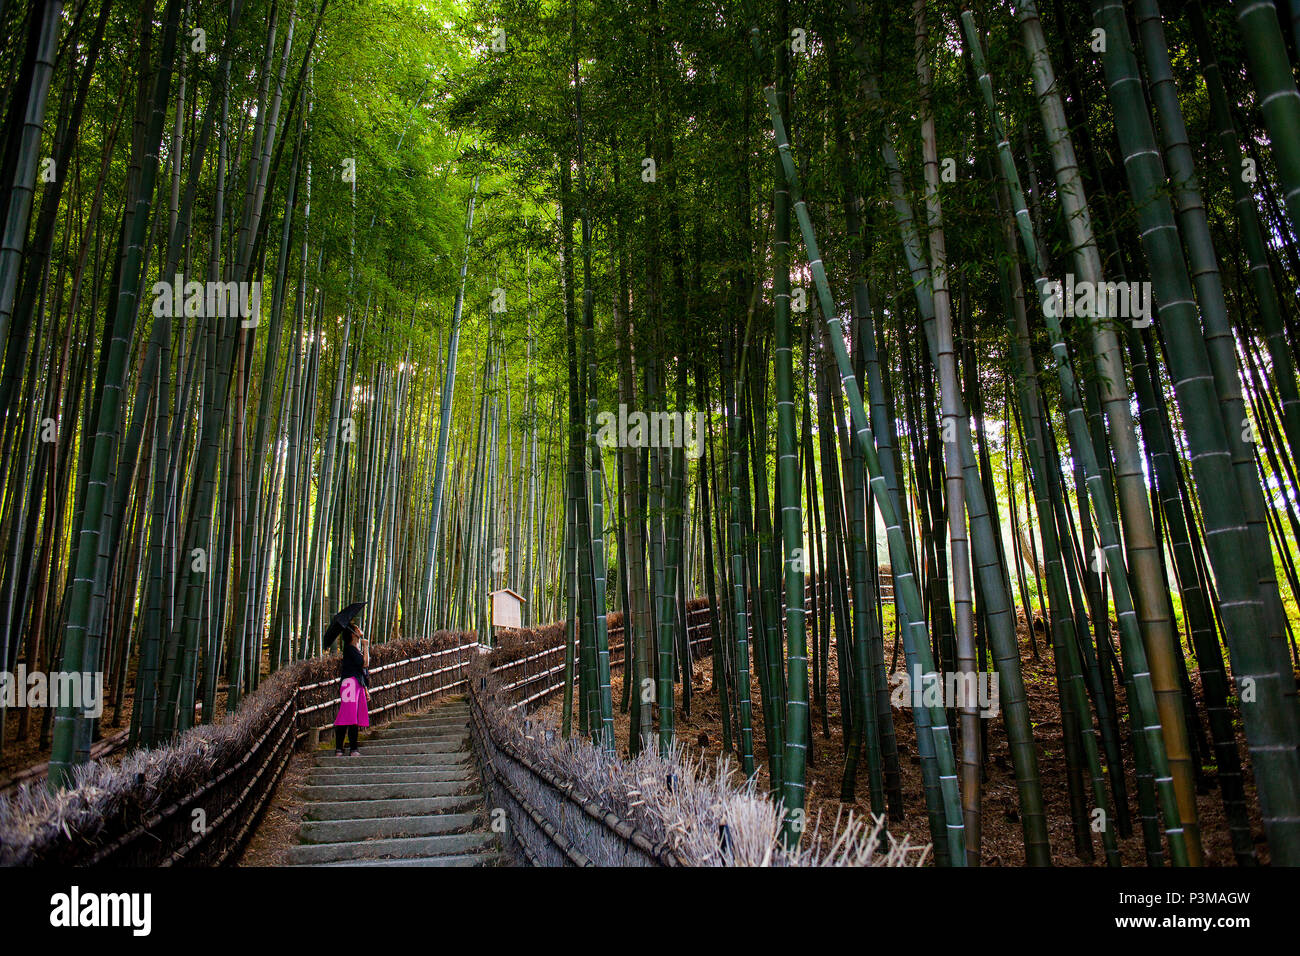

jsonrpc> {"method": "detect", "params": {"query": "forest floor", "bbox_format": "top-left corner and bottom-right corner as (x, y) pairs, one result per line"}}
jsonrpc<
(536, 613), (1270, 866)
(238, 747), (314, 866)
(0, 675), (234, 789)
(0, 685), (141, 785)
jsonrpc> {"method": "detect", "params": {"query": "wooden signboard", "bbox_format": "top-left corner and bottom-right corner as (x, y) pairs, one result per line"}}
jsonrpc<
(490, 588), (526, 630)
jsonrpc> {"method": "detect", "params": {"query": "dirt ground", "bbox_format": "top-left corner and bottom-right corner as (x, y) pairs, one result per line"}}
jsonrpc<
(0, 679), (142, 785)
(536, 613), (1270, 866)
(1, 671), (234, 788)
(238, 747), (316, 866)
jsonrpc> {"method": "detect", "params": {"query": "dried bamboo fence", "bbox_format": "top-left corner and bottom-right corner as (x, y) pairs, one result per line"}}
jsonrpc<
(468, 600), (715, 866)
(491, 600), (714, 710)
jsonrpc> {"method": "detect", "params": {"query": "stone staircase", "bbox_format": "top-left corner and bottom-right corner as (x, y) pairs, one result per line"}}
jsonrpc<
(288, 696), (504, 866)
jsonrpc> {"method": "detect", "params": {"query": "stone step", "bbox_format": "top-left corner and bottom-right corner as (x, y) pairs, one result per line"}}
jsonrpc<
(301, 851), (504, 868)
(416, 703), (469, 713)
(304, 794), (482, 821)
(287, 830), (496, 865)
(380, 717), (469, 732)
(314, 753), (468, 769)
(300, 811), (480, 844)
(302, 780), (473, 801)
(366, 717), (467, 733)
(336, 739), (464, 756)
(352, 737), (467, 750)
(307, 769), (476, 786)
(358, 733), (470, 749)
(361, 728), (468, 743)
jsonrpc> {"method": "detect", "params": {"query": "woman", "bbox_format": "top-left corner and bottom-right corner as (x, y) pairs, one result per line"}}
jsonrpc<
(333, 623), (370, 755)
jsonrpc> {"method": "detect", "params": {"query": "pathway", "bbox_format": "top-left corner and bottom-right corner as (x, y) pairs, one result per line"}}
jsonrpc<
(287, 696), (504, 866)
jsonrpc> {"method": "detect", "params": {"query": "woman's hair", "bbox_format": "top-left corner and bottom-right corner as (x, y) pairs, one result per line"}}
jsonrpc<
(347, 623), (362, 645)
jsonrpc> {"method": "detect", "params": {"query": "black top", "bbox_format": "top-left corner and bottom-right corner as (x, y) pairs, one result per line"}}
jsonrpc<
(340, 642), (368, 687)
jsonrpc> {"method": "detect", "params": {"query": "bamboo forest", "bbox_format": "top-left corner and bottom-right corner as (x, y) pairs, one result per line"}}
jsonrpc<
(1, 0), (1299, 905)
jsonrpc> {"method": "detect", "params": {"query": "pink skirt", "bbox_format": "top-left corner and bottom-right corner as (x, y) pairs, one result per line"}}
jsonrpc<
(334, 677), (370, 727)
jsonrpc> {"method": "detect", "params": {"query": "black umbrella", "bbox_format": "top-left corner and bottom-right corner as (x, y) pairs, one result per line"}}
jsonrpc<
(322, 601), (367, 650)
